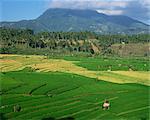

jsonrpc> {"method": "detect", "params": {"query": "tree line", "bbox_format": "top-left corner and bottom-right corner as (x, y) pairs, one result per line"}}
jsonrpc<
(0, 27), (149, 55)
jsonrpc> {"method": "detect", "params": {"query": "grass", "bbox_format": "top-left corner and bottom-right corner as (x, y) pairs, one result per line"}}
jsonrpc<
(0, 54), (150, 120)
(0, 71), (149, 120)
(61, 56), (149, 71)
(0, 54), (149, 85)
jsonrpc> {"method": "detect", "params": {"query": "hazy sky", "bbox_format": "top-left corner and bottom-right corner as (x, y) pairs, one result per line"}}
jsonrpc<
(0, 0), (149, 24)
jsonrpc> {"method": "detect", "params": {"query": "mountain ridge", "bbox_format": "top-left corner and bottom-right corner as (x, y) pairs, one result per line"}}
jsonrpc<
(0, 8), (149, 34)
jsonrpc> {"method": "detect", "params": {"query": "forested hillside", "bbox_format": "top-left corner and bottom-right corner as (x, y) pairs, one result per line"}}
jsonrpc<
(0, 8), (149, 34)
(0, 27), (149, 56)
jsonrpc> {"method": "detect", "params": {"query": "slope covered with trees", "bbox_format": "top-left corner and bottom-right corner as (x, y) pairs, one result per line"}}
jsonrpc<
(0, 27), (149, 56)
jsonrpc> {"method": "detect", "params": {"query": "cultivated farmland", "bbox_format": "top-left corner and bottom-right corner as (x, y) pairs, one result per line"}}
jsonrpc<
(0, 54), (149, 120)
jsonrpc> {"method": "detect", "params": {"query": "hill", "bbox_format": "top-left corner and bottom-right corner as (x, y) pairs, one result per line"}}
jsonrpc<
(0, 8), (149, 34)
(0, 27), (149, 56)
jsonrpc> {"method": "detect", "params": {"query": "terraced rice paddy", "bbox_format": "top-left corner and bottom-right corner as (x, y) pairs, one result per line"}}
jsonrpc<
(0, 54), (150, 120)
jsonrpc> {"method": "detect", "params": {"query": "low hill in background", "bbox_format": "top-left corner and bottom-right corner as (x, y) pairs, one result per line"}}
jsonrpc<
(0, 27), (149, 57)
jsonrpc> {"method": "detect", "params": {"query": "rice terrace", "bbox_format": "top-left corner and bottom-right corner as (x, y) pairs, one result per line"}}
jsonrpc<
(0, 54), (149, 120)
(0, 1), (150, 120)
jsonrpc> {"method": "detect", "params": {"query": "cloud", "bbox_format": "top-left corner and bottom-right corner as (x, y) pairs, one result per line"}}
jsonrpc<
(97, 10), (123, 15)
(49, 0), (128, 10)
(122, 0), (150, 24)
(48, 0), (150, 24)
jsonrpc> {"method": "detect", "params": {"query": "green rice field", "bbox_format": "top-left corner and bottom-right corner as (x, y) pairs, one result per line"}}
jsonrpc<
(0, 54), (149, 120)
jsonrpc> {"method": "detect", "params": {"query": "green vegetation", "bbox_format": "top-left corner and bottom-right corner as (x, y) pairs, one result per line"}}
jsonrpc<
(0, 27), (149, 56)
(0, 71), (149, 120)
(0, 54), (149, 85)
(61, 56), (149, 71)
(0, 26), (149, 119)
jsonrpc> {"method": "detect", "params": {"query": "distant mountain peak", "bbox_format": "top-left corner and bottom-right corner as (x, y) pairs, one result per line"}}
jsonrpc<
(0, 8), (149, 34)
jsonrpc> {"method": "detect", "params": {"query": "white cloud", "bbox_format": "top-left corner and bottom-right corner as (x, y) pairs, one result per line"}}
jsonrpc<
(49, 0), (128, 10)
(97, 9), (123, 15)
(140, 0), (150, 6)
(48, 0), (149, 24)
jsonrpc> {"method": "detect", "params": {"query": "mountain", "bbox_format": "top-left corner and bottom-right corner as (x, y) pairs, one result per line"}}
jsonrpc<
(0, 8), (149, 34)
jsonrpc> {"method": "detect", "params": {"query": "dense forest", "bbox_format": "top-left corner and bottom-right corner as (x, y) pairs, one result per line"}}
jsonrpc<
(0, 27), (149, 56)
